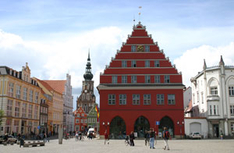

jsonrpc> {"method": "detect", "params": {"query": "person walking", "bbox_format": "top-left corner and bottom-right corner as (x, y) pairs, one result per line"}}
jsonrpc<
(19, 136), (24, 148)
(149, 128), (155, 149)
(129, 131), (135, 146)
(163, 127), (171, 150)
(144, 130), (150, 146)
(75, 132), (79, 141)
(104, 130), (109, 145)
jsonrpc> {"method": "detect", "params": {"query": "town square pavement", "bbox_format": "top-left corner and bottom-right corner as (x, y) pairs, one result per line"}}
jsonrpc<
(1, 137), (234, 153)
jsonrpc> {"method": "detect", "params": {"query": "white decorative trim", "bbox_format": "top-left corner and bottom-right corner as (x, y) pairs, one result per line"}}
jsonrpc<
(97, 85), (184, 90)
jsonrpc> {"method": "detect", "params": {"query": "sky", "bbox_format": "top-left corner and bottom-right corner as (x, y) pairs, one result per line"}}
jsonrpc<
(1, 0), (234, 110)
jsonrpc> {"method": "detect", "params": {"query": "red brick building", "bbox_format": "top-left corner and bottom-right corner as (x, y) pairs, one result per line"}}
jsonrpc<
(97, 22), (184, 138)
(74, 107), (87, 132)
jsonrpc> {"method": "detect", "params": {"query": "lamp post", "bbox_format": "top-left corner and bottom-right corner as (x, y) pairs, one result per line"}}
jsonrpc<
(103, 122), (110, 134)
(177, 121), (184, 139)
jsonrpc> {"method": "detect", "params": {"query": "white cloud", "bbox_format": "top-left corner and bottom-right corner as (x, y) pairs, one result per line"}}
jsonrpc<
(174, 42), (234, 87)
(0, 27), (126, 107)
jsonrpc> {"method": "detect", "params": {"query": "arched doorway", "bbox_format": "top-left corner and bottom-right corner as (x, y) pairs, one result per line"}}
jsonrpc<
(134, 116), (150, 138)
(109, 116), (126, 139)
(159, 116), (174, 137)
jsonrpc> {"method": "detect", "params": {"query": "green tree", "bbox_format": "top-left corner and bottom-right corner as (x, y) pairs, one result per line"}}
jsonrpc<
(0, 110), (4, 126)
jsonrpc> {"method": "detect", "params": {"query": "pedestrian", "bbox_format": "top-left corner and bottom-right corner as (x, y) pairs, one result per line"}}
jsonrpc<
(75, 132), (79, 141)
(19, 136), (24, 148)
(104, 130), (109, 145)
(144, 130), (150, 146)
(129, 131), (135, 146)
(43, 133), (48, 143)
(47, 133), (50, 142)
(220, 131), (223, 140)
(79, 131), (82, 140)
(163, 127), (171, 150)
(149, 128), (155, 149)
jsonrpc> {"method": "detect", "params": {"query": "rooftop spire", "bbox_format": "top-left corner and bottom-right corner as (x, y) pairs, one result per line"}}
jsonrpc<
(219, 55), (225, 66)
(203, 59), (207, 70)
(83, 51), (93, 81)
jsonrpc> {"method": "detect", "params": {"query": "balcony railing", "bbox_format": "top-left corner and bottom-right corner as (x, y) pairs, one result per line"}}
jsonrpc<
(207, 95), (220, 101)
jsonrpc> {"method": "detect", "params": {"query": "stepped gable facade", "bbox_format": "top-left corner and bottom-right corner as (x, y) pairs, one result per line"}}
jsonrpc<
(97, 22), (184, 138)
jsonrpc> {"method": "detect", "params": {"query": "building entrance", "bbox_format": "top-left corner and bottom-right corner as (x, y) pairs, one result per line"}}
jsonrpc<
(159, 116), (174, 137)
(109, 116), (126, 139)
(134, 116), (150, 138)
(213, 124), (219, 138)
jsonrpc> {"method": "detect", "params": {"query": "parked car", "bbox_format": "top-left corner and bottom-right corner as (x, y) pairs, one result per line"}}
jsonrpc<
(190, 132), (202, 139)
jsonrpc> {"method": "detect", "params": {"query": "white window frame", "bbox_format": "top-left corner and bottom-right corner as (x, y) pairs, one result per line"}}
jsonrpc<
(164, 75), (170, 83)
(131, 45), (136, 52)
(229, 86), (234, 96)
(112, 76), (118, 84)
(15, 101), (20, 117)
(119, 94), (127, 105)
(131, 75), (137, 83)
(145, 60), (150, 67)
(157, 94), (164, 105)
(122, 61), (127, 67)
(154, 60), (160, 67)
(154, 75), (160, 83)
(145, 45), (150, 52)
(132, 94), (140, 105)
(168, 94), (175, 105)
(16, 85), (21, 99)
(131, 60), (136, 67)
(108, 94), (116, 105)
(29, 90), (33, 102)
(210, 87), (218, 95)
(145, 75), (151, 83)
(143, 94), (151, 105)
(23, 88), (27, 101)
(122, 76), (127, 83)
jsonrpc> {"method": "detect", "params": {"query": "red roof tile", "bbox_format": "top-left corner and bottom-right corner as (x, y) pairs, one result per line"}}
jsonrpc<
(43, 80), (66, 94)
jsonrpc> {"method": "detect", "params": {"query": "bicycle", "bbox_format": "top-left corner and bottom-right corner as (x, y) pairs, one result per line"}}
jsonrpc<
(124, 139), (130, 146)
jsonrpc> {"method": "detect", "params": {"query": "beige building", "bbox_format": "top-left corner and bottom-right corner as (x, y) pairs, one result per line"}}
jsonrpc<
(0, 63), (41, 136)
(36, 79), (64, 135)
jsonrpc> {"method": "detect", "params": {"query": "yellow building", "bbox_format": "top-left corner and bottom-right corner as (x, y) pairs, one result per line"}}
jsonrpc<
(36, 79), (64, 135)
(0, 63), (41, 136)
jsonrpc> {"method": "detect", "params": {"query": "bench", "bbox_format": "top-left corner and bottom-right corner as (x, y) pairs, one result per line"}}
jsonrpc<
(23, 141), (45, 147)
(3, 141), (15, 146)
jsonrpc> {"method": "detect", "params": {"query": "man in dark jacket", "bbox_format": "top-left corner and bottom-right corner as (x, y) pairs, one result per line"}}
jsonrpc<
(129, 131), (135, 146)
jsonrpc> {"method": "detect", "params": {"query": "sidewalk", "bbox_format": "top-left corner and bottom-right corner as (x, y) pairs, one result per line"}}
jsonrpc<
(1, 138), (234, 153)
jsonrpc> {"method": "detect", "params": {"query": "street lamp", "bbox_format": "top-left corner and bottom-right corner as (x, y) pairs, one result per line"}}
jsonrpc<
(177, 121), (184, 139)
(103, 122), (110, 133)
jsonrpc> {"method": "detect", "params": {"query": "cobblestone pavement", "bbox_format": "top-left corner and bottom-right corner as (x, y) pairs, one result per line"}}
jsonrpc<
(1, 138), (234, 153)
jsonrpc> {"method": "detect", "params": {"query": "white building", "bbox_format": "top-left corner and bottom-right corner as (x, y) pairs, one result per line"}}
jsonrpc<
(190, 56), (234, 138)
(63, 74), (74, 133)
